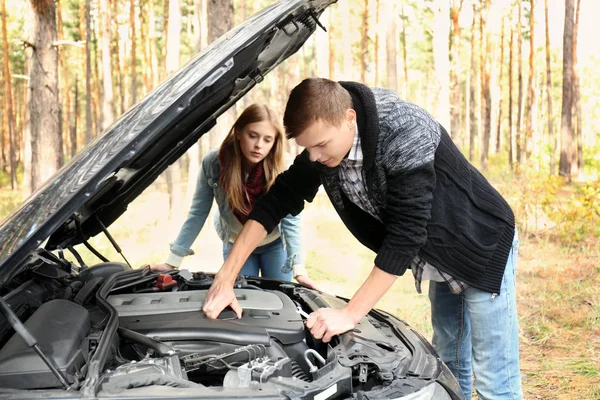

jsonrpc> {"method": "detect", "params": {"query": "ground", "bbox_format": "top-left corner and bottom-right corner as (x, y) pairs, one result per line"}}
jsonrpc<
(1, 175), (599, 399)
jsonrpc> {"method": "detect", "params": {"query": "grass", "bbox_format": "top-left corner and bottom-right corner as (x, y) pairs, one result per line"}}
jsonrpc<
(1, 172), (599, 399)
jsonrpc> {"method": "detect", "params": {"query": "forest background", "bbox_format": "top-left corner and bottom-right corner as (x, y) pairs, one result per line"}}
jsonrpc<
(0, 0), (598, 398)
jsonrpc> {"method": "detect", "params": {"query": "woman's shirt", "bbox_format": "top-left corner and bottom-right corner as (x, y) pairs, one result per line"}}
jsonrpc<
(166, 149), (306, 276)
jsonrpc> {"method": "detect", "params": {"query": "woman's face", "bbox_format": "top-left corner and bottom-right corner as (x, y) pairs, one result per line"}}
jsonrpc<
(237, 121), (278, 168)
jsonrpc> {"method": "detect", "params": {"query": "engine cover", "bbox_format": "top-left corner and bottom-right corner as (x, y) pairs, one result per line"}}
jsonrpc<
(108, 289), (304, 345)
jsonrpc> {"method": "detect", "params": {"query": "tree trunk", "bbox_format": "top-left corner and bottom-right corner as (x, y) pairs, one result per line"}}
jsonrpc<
(524, 0), (536, 162)
(360, 0), (369, 83)
(328, 10), (335, 78)
(495, 15), (505, 155)
(468, 3), (477, 162)
(112, 0), (125, 115)
(130, 0), (136, 106)
(1, 0), (17, 188)
(28, 0), (62, 192)
(385, 1), (398, 92)
(573, 0), (582, 173)
(508, 20), (514, 169)
(71, 74), (78, 157)
(559, 0), (575, 179)
(450, 0), (462, 144)
(149, 0), (160, 88)
(101, 0), (115, 132)
(340, 0), (351, 79)
(516, 0), (523, 165)
(433, 0), (450, 132)
(374, 0), (379, 86)
(85, 0), (92, 145)
(139, 0), (149, 95)
(479, 0), (491, 170)
(400, 5), (408, 99)
(544, 0), (555, 174)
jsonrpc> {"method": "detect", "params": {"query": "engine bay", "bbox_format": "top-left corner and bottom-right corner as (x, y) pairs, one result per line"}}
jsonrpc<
(0, 259), (459, 399)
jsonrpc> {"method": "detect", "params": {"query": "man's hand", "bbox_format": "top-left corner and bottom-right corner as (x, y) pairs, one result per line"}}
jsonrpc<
(305, 308), (359, 343)
(202, 276), (243, 319)
(150, 263), (175, 272)
(294, 274), (318, 289)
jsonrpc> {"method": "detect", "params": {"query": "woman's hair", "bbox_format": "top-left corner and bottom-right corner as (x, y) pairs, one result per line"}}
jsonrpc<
(218, 103), (285, 216)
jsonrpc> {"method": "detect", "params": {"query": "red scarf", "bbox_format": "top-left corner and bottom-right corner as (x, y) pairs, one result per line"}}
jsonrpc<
(233, 162), (266, 224)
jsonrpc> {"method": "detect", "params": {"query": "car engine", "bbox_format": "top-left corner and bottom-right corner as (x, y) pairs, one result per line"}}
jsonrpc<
(0, 261), (461, 399)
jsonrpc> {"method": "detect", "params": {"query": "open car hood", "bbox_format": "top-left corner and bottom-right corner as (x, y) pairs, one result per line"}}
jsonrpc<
(0, 0), (335, 284)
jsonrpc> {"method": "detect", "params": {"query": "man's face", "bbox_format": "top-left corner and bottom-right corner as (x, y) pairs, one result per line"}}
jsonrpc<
(295, 109), (356, 168)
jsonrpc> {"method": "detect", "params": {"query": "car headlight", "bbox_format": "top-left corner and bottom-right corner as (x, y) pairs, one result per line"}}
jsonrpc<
(389, 382), (453, 400)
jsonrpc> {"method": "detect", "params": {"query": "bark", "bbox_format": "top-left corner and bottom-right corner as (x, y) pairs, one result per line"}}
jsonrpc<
(1, 0), (17, 188)
(468, 3), (477, 162)
(385, 1), (398, 92)
(559, 0), (575, 179)
(495, 15), (505, 155)
(85, 0), (92, 144)
(130, 0), (136, 105)
(101, 0), (115, 131)
(524, 0), (536, 162)
(340, 0), (351, 78)
(516, 0), (523, 164)
(28, 0), (62, 191)
(545, 0), (555, 174)
(374, 0), (379, 86)
(112, 0), (125, 115)
(573, 0), (582, 173)
(479, 0), (491, 170)
(400, 5), (408, 99)
(360, 0), (369, 83)
(508, 21), (514, 169)
(433, 0), (450, 132)
(71, 74), (78, 157)
(450, 0), (463, 143)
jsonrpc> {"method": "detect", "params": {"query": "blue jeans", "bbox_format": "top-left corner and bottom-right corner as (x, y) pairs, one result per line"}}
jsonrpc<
(223, 238), (293, 281)
(428, 230), (523, 400)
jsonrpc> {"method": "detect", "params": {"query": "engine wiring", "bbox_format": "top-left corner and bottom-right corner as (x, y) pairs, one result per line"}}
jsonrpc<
(182, 344), (268, 372)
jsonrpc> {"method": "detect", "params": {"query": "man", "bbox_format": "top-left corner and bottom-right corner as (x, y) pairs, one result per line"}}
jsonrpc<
(202, 78), (522, 399)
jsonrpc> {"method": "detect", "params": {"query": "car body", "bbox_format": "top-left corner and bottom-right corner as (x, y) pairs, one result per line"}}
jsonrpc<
(0, 1), (463, 399)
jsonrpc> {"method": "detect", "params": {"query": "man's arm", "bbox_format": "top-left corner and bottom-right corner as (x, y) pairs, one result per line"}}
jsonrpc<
(203, 151), (322, 319)
(202, 220), (267, 319)
(306, 265), (397, 342)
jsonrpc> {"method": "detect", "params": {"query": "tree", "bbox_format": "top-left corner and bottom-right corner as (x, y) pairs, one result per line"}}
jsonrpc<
(467, 2), (477, 162)
(559, 0), (575, 179)
(101, 0), (115, 131)
(400, 5), (408, 98)
(360, 0), (369, 83)
(129, 0), (136, 106)
(508, 12), (514, 169)
(572, 0), (582, 172)
(27, 0), (62, 192)
(524, 0), (536, 162)
(1, 0), (17, 188)
(85, 0), (92, 144)
(433, 0), (450, 132)
(479, 0), (491, 170)
(516, 0), (523, 165)
(495, 15), (506, 155)
(450, 0), (463, 143)
(544, 0), (555, 174)
(385, 1), (398, 92)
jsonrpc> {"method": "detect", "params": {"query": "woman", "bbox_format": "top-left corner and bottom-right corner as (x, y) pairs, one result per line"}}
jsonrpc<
(151, 104), (315, 288)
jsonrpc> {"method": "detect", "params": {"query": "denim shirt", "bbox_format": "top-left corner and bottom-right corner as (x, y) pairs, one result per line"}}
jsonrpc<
(166, 149), (306, 275)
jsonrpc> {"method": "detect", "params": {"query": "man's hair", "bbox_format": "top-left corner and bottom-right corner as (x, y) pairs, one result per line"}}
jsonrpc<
(283, 78), (352, 139)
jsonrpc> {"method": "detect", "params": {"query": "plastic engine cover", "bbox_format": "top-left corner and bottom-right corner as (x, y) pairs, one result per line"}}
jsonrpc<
(0, 299), (90, 389)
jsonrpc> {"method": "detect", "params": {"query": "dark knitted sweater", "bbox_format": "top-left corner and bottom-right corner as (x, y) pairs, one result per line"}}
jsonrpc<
(249, 82), (515, 293)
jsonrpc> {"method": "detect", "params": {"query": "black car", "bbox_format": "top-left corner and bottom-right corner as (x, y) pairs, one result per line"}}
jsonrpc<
(0, 1), (463, 398)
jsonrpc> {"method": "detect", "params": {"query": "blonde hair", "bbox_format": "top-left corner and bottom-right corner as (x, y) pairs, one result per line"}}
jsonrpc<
(218, 104), (285, 216)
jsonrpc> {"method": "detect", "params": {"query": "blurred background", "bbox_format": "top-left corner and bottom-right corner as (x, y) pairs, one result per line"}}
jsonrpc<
(0, 0), (598, 398)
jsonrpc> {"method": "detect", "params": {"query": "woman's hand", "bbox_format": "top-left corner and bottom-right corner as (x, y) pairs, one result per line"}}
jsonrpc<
(150, 263), (176, 272)
(295, 274), (318, 289)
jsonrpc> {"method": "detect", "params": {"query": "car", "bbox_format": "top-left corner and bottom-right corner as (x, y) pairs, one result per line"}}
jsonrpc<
(0, 0), (463, 399)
